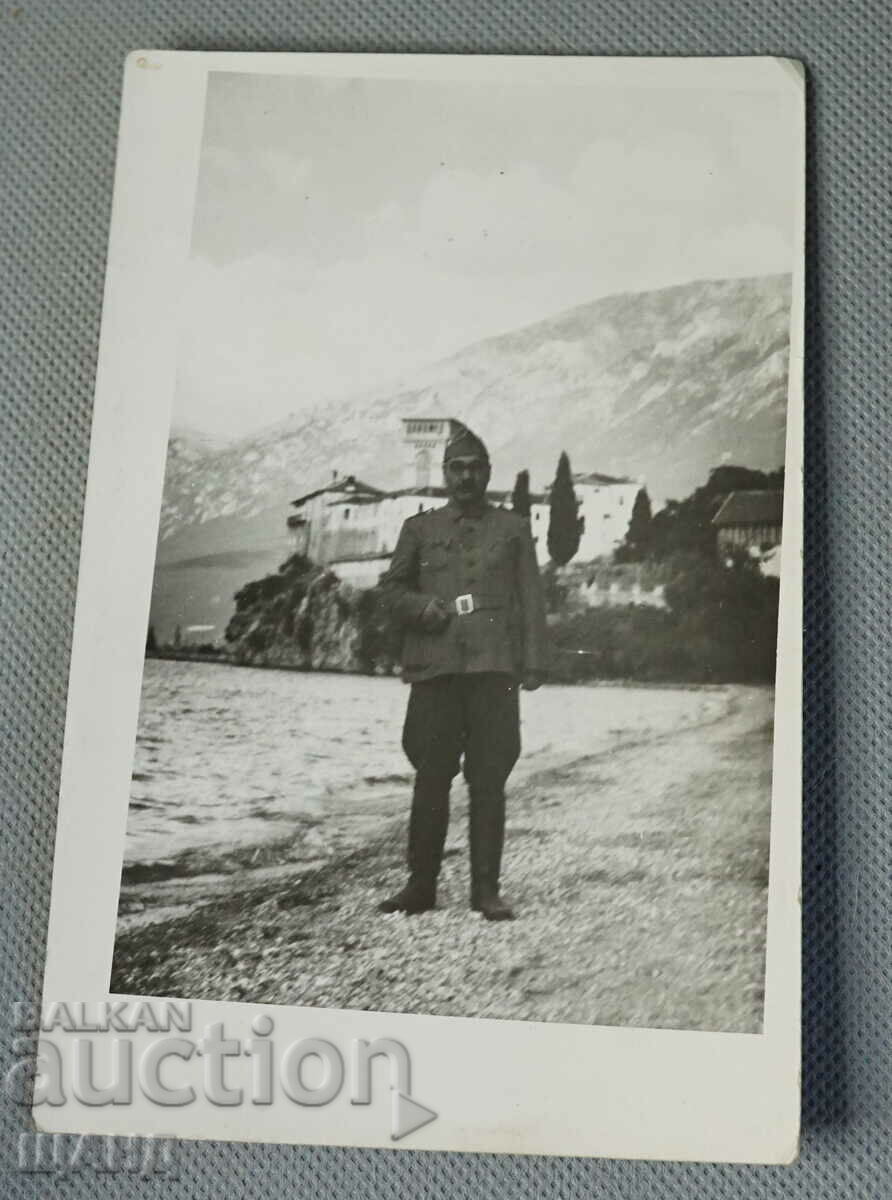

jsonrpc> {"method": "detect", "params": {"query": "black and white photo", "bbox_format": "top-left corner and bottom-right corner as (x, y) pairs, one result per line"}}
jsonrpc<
(38, 52), (804, 1161)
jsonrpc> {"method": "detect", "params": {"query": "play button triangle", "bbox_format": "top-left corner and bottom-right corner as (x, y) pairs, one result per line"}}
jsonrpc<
(391, 1090), (438, 1141)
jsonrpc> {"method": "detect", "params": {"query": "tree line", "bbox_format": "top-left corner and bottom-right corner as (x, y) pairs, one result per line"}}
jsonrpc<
(511, 451), (582, 565)
(507, 454), (784, 684)
(511, 454), (784, 566)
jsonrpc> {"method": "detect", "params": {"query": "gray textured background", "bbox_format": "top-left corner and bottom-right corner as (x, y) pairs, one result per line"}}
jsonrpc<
(0, 0), (882, 1195)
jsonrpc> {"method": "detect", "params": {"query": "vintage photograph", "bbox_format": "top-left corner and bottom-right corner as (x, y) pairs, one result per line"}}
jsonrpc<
(109, 65), (798, 1037)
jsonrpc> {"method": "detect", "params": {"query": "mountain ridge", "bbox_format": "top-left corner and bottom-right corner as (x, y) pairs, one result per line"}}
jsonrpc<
(150, 273), (791, 639)
(162, 272), (790, 545)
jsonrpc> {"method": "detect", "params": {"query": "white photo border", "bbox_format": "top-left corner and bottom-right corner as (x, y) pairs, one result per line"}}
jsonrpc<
(37, 51), (804, 1163)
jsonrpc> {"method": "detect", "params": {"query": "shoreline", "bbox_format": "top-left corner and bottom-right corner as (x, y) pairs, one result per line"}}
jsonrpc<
(120, 685), (733, 892)
(112, 684), (772, 1034)
(144, 649), (734, 691)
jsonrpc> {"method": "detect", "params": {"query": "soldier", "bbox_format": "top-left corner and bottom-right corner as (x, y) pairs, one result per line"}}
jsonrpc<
(377, 424), (548, 920)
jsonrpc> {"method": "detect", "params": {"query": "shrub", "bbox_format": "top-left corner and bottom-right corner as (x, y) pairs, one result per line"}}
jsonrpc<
(547, 556), (779, 685)
(226, 554), (316, 644)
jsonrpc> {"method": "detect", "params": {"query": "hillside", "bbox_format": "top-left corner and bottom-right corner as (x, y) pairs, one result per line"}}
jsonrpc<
(149, 273), (791, 641)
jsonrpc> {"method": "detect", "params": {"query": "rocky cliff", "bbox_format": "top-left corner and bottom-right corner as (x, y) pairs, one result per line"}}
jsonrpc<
(223, 554), (400, 675)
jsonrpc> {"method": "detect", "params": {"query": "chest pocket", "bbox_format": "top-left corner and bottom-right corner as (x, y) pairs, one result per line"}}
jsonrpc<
(420, 537), (453, 574)
(484, 533), (516, 571)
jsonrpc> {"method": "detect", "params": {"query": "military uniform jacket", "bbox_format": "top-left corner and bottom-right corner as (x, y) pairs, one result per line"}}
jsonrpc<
(379, 501), (549, 683)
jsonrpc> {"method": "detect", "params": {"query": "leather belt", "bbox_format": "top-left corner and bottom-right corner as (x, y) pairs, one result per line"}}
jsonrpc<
(453, 593), (505, 615)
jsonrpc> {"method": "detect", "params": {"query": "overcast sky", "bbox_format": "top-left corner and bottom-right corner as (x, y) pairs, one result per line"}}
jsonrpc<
(175, 70), (797, 439)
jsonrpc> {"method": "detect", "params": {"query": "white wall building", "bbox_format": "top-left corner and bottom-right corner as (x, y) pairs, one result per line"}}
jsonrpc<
(529, 472), (643, 565)
(287, 418), (643, 587)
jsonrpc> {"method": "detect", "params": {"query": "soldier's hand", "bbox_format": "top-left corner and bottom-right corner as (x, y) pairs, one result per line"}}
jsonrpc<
(521, 672), (544, 691)
(420, 598), (451, 632)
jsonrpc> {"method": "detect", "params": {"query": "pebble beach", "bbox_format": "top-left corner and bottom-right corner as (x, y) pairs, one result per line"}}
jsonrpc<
(112, 678), (772, 1035)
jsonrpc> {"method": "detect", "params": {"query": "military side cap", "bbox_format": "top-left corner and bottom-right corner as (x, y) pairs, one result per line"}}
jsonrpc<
(443, 423), (490, 463)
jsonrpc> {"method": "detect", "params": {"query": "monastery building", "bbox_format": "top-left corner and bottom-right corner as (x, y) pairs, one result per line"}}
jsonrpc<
(287, 418), (643, 589)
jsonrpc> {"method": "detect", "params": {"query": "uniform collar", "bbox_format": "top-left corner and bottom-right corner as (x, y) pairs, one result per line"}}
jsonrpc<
(446, 499), (489, 520)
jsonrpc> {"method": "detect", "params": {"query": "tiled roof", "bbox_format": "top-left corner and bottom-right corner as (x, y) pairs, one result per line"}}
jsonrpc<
(385, 485), (449, 499)
(328, 551), (393, 564)
(291, 475), (385, 508)
(400, 417), (462, 427)
(712, 490), (784, 527)
(572, 471), (634, 486)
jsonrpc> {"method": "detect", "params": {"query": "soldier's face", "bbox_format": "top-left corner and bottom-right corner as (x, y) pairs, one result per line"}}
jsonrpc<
(444, 455), (491, 506)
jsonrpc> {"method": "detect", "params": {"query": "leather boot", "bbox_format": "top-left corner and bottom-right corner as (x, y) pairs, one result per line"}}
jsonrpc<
(379, 776), (449, 914)
(472, 891), (514, 921)
(377, 881), (436, 915)
(469, 787), (514, 921)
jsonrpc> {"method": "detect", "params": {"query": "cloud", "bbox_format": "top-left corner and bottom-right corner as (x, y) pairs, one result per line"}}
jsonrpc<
(360, 135), (790, 289)
(177, 131), (794, 437)
(692, 222), (793, 280)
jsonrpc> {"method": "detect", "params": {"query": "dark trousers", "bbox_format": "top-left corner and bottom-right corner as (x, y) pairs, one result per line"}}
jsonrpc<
(401, 672), (521, 899)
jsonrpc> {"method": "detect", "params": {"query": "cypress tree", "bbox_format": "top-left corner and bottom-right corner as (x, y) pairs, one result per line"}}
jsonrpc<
(617, 487), (654, 561)
(511, 469), (532, 518)
(547, 452), (581, 565)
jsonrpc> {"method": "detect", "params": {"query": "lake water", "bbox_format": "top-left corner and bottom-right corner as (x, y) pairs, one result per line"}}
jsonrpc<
(125, 660), (731, 871)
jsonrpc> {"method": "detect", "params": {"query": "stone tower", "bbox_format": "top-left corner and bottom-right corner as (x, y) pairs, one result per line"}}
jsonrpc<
(401, 416), (463, 490)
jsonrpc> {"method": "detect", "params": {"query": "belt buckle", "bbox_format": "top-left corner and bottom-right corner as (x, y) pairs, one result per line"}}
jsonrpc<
(455, 593), (475, 615)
